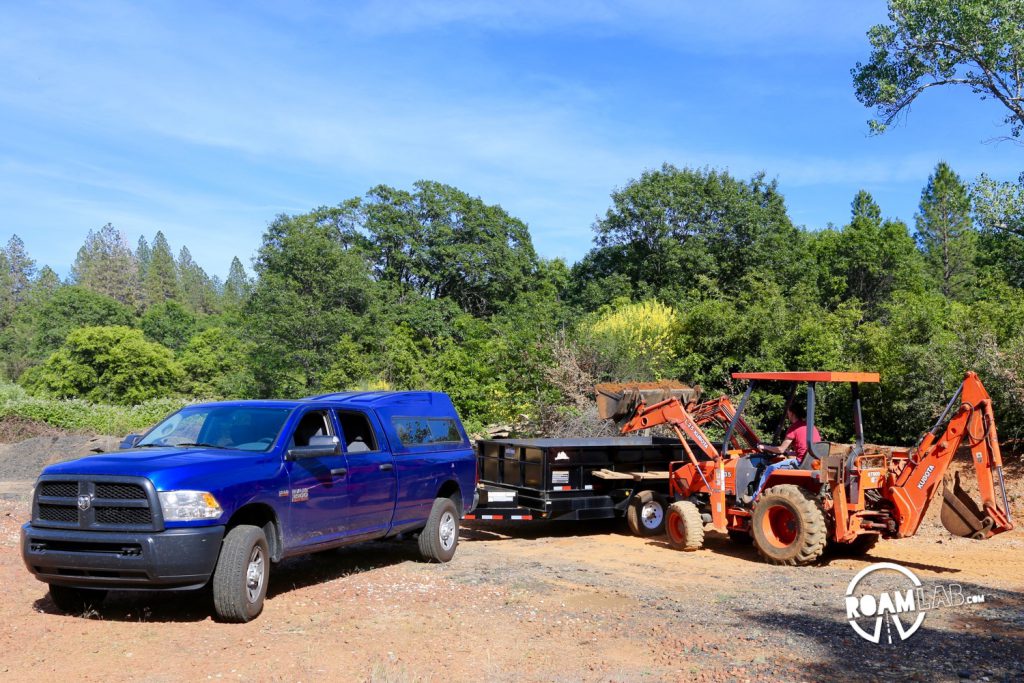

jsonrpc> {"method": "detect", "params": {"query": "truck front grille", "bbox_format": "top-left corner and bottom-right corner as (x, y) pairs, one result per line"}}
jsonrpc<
(32, 476), (161, 532)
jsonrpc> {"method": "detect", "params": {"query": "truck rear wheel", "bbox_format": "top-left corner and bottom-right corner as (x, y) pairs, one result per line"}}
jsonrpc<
(419, 497), (459, 563)
(212, 525), (269, 623)
(48, 585), (107, 614)
(626, 490), (667, 537)
(665, 501), (704, 551)
(751, 485), (826, 566)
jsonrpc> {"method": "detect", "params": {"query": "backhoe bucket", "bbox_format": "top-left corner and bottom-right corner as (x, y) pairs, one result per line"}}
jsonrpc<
(595, 381), (700, 421)
(940, 471), (995, 539)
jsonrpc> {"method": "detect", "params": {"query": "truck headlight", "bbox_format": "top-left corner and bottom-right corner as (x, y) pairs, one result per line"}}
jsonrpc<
(158, 491), (223, 521)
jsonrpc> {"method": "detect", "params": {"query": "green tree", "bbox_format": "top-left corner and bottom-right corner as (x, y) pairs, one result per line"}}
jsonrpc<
(136, 235), (152, 284)
(141, 300), (197, 351)
(71, 224), (141, 307)
(4, 235), (37, 306)
(145, 231), (178, 305)
(572, 164), (801, 302)
(853, 0), (1024, 136)
(21, 325), (182, 404)
(177, 246), (218, 314)
(247, 212), (373, 395)
(222, 256), (252, 309)
(178, 327), (256, 398)
(915, 162), (976, 298)
(29, 286), (135, 359)
(350, 181), (541, 316)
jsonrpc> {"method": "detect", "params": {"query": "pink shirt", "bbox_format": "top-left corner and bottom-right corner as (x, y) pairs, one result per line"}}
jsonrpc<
(784, 420), (821, 460)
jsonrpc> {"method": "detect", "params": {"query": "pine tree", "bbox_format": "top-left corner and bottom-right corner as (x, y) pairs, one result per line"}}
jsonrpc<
(5, 235), (37, 306)
(915, 162), (976, 299)
(71, 224), (141, 307)
(136, 235), (152, 287)
(145, 231), (178, 305)
(223, 256), (252, 308)
(177, 246), (218, 314)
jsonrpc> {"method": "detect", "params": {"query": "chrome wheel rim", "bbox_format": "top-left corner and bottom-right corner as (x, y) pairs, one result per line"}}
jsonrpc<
(246, 545), (265, 603)
(439, 511), (456, 551)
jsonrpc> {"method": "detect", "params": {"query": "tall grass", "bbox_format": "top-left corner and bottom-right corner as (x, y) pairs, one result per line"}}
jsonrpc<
(0, 383), (189, 436)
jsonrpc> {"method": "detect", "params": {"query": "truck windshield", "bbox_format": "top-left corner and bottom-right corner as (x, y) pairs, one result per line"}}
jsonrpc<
(137, 406), (292, 452)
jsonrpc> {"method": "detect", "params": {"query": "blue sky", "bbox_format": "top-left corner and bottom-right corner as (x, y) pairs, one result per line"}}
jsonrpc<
(2, 1), (1021, 279)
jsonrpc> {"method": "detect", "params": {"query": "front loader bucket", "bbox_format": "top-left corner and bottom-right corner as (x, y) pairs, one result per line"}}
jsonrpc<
(940, 471), (995, 539)
(595, 381), (701, 421)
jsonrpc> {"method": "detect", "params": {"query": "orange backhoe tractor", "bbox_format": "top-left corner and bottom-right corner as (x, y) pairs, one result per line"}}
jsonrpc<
(614, 371), (1014, 565)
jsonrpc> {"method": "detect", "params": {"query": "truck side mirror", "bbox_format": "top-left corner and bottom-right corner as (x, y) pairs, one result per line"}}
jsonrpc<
(120, 434), (142, 449)
(287, 435), (341, 460)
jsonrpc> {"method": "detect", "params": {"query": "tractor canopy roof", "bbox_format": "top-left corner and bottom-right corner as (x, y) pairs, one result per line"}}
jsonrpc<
(731, 371), (880, 383)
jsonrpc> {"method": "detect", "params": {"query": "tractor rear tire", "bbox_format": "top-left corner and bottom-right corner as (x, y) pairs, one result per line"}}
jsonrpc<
(829, 533), (880, 557)
(626, 491), (667, 537)
(751, 485), (827, 566)
(665, 501), (704, 551)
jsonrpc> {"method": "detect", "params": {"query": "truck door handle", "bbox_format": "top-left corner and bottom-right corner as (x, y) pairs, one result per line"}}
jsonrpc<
(331, 467), (347, 477)
(379, 463), (394, 472)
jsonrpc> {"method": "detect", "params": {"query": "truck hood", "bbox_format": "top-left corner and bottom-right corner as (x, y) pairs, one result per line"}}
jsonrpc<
(41, 447), (279, 491)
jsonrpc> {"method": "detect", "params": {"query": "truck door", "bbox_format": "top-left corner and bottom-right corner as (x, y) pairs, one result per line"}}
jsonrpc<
(284, 409), (350, 547)
(335, 410), (397, 539)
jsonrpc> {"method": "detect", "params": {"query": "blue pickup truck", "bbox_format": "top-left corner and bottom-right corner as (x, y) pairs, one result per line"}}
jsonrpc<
(21, 391), (477, 622)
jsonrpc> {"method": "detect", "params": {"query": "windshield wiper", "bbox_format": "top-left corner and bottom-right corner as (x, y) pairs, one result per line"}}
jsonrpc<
(175, 442), (231, 450)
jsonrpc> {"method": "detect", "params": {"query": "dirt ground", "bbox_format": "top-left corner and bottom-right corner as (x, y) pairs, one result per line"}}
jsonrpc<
(1, 439), (1022, 682)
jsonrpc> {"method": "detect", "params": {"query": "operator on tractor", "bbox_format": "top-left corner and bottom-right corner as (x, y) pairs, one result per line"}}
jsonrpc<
(750, 404), (821, 499)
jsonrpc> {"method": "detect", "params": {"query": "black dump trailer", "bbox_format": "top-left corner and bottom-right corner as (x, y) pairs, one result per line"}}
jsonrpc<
(467, 436), (693, 537)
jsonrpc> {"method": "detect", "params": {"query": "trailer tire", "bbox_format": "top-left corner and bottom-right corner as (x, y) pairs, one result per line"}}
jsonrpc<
(418, 496), (459, 563)
(665, 501), (704, 551)
(626, 491), (667, 537)
(751, 485), (826, 566)
(212, 524), (269, 623)
(48, 585), (107, 614)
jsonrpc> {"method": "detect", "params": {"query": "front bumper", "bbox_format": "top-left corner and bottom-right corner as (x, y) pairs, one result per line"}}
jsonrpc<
(21, 523), (225, 590)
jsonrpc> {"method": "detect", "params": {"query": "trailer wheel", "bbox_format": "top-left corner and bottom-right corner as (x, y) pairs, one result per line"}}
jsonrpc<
(418, 497), (459, 563)
(665, 501), (704, 551)
(48, 585), (107, 614)
(751, 485), (826, 566)
(212, 524), (269, 623)
(626, 491), (667, 537)
(829, 533), (880, 557)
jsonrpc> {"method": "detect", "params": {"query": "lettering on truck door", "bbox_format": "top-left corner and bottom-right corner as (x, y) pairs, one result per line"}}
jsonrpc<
(284, 409), (350, 546)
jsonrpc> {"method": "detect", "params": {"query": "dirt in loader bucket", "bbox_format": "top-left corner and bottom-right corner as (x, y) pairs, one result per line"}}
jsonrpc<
(595, 381), (701, 421)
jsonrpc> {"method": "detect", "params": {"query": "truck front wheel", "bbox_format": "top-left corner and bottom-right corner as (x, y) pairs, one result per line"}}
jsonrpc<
(212, 525), (269, 623)
(48, 585), (107, 614)
(419, 497), (459, 563)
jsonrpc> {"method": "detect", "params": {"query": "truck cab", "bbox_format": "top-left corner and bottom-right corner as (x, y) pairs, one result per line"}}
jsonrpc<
(21, 391), (476, 622)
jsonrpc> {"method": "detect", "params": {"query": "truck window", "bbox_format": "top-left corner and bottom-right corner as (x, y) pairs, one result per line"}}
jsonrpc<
(391, 417), (462, 447)
(336, 411), (377, 452)
(289, 410), (333, 448)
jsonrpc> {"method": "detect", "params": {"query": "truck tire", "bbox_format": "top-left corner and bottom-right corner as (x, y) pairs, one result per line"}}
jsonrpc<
(829, 533), (880, 557)
(212, 525), (269, 623)
(751, 485), (827, 566)
(48, 585), (107, 613)
(665, 501), (704, 551)
(419, 497), (459, 563)
(626, 490), (667, 537)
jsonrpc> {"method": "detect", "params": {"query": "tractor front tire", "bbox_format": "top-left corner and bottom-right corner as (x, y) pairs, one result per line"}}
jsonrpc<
(751, 485), (826, 566)
(626, 491), (667, 537)
(665, 501), (704, 551)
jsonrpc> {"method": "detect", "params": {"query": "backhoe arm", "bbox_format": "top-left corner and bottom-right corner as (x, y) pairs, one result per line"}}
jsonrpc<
(888, 372), (1014, 539)
(687, 396), (761, 451)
